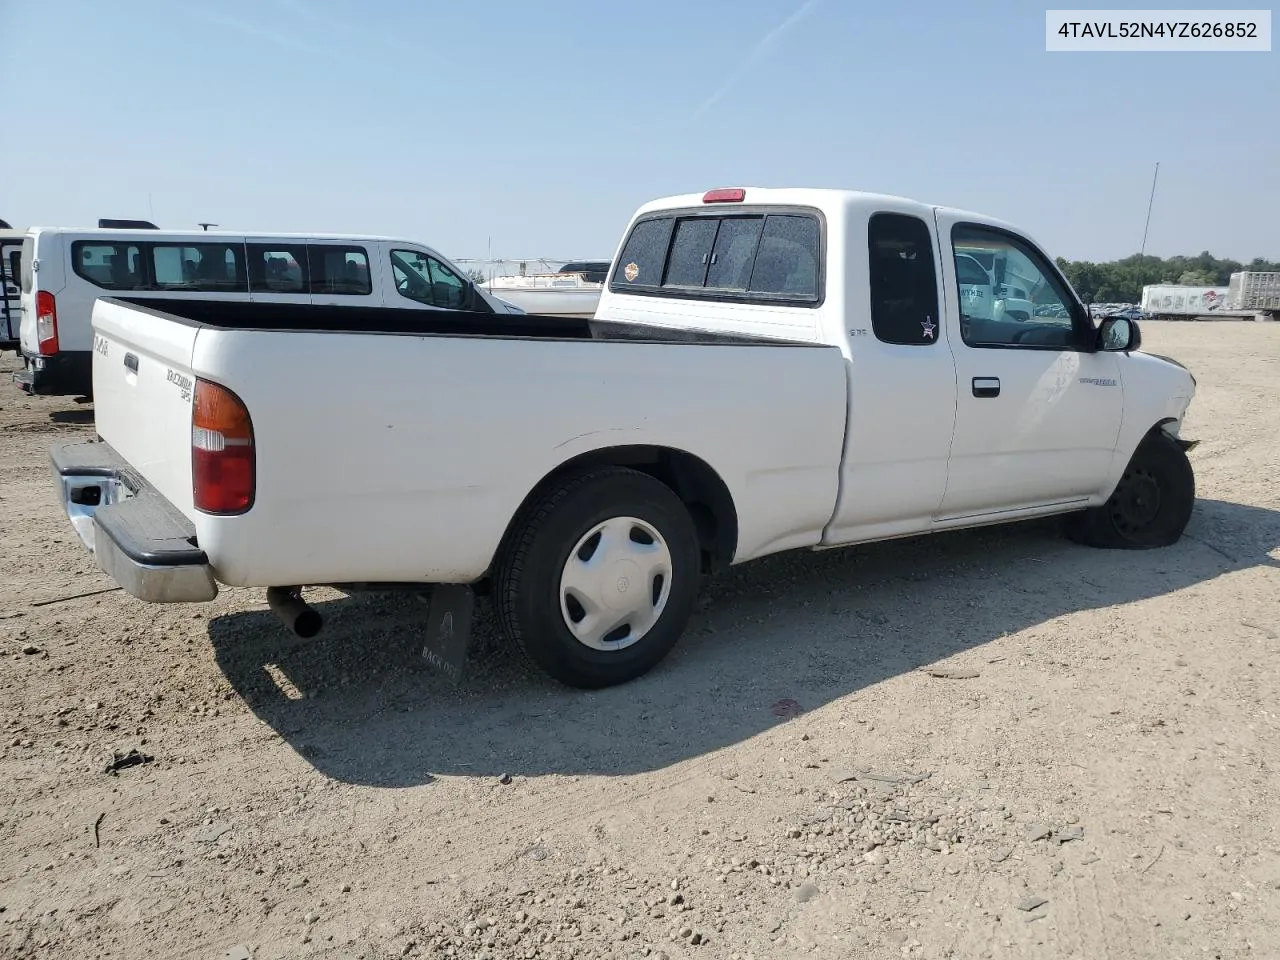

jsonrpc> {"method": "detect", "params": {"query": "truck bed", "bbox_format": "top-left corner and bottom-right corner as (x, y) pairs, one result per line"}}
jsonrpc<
(87, 296), (850, 590)
(109, 297), (821, 348)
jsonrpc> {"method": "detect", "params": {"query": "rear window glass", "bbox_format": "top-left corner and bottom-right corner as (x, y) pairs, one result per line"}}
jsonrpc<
(663, 218), (718, 288)
(72, 241), (145, 290)
(609, 209), (821, 304)
(613, 218), (673, 288)
(748, 215), (819, 297)
(247, 243), (309, 293)
(706, 217), (763, 290)
(152, 243), (247, 292)
(309, 245), (371, 296)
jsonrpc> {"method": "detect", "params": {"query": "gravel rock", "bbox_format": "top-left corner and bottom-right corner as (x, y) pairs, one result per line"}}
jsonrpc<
(794, 882), (820, 903)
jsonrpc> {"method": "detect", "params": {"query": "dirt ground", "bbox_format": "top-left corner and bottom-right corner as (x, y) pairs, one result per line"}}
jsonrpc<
(1, 322), (1278, 960)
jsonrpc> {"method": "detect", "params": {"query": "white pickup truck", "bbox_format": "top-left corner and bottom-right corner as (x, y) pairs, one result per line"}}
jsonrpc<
(51, 187), (1199, 689)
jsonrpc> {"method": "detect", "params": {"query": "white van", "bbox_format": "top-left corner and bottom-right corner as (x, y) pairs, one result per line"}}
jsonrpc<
(16, 227), (524, 396)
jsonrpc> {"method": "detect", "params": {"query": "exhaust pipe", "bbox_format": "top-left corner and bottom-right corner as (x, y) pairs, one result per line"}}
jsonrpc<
(266, 587), (322, 639)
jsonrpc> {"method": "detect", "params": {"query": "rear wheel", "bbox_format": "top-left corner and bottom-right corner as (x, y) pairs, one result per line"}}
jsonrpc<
(1065, 429), (1195, 549)
(496, 467), (701, 688)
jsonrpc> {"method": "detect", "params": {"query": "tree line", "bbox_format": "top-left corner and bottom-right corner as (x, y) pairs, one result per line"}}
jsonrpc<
(1053, 252), (1280, 304)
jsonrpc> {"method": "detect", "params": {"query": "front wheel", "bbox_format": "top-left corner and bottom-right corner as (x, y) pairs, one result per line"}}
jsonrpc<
(1065, 430), (1195, 549)
(495, 467), (702, 688)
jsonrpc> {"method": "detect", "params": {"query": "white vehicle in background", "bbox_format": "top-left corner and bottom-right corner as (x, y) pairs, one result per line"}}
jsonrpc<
(954, 250), (1036, 324)
(1226, 271), (1280, 321)
(52, 186), (1199, 690)
(479, 260), (610, 318)
(0, 228), (22, 354)
(16, 227), (524, 397)
(1140, 276), (1279, 322)
(1140, 285), (1231, 321)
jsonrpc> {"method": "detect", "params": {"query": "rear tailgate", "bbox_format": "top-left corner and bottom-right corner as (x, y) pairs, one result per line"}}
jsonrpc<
(90, 297), (200, 518)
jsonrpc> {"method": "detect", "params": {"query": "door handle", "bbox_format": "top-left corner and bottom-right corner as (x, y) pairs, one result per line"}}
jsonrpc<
(123, 352), (138, 374)
(972, 376), (1000, 398)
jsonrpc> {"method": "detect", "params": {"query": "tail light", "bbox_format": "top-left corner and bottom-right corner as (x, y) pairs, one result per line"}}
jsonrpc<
(36, 291), (59, 354)
(192, 379), (255, 514)
(702, 188), (746, 203)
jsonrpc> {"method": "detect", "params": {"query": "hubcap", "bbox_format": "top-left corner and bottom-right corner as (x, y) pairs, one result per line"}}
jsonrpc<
(558, 516), (673, 652)
(1110, 466), (1162, 535)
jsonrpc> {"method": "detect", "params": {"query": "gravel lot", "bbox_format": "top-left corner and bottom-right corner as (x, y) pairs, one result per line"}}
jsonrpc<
(1, 322), (1278, 960)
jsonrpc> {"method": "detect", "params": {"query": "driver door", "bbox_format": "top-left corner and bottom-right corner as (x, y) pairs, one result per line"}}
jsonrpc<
(934, 211), (1124, 518)
(388, 247), (471, 312)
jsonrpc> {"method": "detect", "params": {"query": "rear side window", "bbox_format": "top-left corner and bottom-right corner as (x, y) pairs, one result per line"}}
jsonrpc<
(72, 242), (144, 290)
(867, 212), (940, 346)
(20, 237), (33, 292)
(247, 243), (309, 293)
(309, 245), (371, 295)
(151, 243), (247, 292)
(609, 209), (822, 305)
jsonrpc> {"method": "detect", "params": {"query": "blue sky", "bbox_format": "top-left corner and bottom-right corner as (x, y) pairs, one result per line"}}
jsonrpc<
(2, 0), (1277, 263)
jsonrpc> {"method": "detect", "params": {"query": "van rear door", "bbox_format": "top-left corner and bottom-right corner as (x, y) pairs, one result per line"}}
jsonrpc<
(0, 234), (22, 347)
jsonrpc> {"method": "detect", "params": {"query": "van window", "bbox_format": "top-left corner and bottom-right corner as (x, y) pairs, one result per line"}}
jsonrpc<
(20, 237), (34, 293)
(609, 210), (821, 304)
(247, 244), (309, 293)
(309, 245), (371, 296)
(390, 249), (467, 308)
(151, 243), (247, 292)
(72, 242), (144, 290)
(867, 213), (940, 346)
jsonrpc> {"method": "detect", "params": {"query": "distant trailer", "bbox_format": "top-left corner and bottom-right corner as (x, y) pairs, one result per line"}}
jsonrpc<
(1139, 283), (1267, 321)
(1227, 272), (1280, 322)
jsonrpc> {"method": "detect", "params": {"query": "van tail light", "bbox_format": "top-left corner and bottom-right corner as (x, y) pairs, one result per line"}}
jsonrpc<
(702, 188), (746, 203)
(192, 379), (255, 514)
(36, 291), (59, 354)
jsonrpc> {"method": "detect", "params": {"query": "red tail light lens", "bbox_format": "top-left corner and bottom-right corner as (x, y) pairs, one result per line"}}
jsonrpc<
(702, 188), (746, 203)
(192, 379), (255, 514)
(36, 291), (59, 354)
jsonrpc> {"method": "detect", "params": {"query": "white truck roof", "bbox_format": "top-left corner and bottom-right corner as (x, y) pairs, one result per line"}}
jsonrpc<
(630, 186), (1020, 234)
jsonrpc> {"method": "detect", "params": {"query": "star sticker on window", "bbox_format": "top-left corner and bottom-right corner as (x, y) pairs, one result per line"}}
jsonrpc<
(921, 316), (936, 339)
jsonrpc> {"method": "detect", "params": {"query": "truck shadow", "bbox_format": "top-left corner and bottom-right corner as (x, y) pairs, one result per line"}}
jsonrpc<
(207, 497), (1279, 787)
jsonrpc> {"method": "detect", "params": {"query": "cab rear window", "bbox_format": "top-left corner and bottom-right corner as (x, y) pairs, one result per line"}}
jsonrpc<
(610, 209), (822, 305)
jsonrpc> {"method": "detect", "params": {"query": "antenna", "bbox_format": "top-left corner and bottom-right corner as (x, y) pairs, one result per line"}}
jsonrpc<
(1139, 161), (1159, 259)
(198, 222), (218, 232)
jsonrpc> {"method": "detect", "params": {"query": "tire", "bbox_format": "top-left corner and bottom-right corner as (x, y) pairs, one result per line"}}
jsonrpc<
(1065, 429), (1195, 549)
(495, 466), (702, 689)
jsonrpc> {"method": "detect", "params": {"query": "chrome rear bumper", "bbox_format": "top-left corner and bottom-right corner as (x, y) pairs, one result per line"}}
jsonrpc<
(50, 440), (218, 603)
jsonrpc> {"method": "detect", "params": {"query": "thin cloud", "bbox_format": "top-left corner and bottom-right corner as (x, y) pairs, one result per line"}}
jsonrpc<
(186, 6), (339, 62)
(694, 0), (824, 117)
(268, 0), (423, 60)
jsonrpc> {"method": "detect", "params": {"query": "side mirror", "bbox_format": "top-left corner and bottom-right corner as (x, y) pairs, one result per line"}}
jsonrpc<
(1097, 316), (1140, 352)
